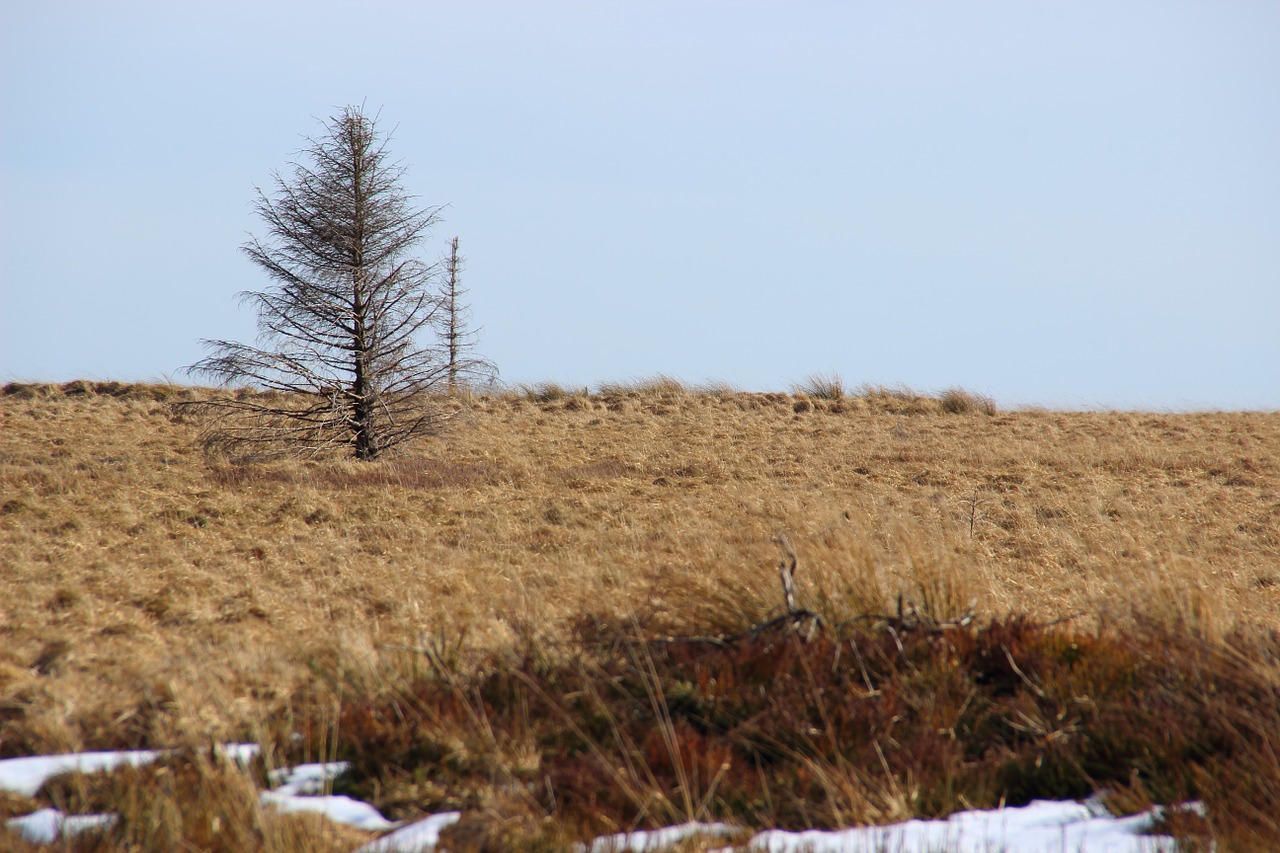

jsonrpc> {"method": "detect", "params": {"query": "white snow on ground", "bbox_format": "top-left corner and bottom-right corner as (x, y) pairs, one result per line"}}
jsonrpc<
(5, 808), (118, 845)
(584, 820), (741, 851)
(260, 789), (401, 832)
(268, 760), (351, 795)
(217, 742), (263, 766)
(0, 750), (162, 798)
(0, 743), (261, 800)
(577, 802), (1187, 853)
(353, 812), (462, 852)
(257, 759), (400, 831)
(738, 798), (1189, 852)
(1, 749), (1194, 851)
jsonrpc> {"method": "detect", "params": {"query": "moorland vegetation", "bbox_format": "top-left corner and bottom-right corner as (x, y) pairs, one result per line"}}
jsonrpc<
(2, 379), (1278, 850)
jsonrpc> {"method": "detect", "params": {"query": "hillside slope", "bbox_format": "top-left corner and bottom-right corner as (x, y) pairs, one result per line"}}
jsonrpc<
(2, 381), (1278, 756)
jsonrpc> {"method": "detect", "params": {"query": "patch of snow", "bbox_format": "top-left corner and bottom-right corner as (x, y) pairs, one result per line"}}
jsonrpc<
(0, 750), (159, 799)
(259, 789), (400, 832)
(267, 760), (351, 795)
(258, 758), (403, 832)
(585, 820), (740, 851)
(5, 808), (117, 844)
(216, 742), (262, 766)
(0, 749), (1203, 852)
(0, 744), (260, 801)
(354, 811), (462, 852)
(738, 799), (1184, 852)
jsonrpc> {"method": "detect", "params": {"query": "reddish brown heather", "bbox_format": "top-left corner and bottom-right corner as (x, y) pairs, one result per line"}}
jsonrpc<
(313, 612), (1279, 847)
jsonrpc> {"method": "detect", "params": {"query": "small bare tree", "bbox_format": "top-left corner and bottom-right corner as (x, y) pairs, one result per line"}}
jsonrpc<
(439, 237), (497, 393)
(188, 106), (453, 460)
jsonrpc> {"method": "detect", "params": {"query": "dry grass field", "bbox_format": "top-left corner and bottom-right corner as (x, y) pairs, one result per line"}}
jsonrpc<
(2, 380), (1279, 850)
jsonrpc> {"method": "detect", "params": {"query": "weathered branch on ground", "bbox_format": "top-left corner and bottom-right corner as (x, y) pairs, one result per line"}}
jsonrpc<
(653, 537), (998, 650)
(778, 532), (799, 615)
(836, 594), (979, 636)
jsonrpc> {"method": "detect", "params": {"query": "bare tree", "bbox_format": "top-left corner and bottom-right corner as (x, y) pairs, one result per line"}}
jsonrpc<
(439, 237), (497, 393)
(187, 106), (453, 460)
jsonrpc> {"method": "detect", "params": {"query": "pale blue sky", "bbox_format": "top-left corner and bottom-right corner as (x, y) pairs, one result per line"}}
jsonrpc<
(2, 1), (1277, 408)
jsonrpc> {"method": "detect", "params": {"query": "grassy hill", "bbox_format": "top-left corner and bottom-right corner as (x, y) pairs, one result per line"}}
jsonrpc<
(2, 380), (1278, 849)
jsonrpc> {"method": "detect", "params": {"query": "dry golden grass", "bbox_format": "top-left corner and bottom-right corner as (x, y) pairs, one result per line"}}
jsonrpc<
(2, 380), (1279, 848)
(2, 381), (1278, 757)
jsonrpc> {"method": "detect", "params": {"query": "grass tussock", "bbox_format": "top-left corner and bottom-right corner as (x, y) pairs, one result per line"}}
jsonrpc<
(596, 374), (689, 397)
(2, 383), (1280, 848)
(793, 372), (845, 400)
(856, 383), (941, 414)
(513, 381), (583, 403)
(939, 387), (998, 416)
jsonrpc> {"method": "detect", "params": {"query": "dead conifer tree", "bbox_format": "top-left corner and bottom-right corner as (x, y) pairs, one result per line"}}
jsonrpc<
(187, 106), (455, 460)
(439, 237), (497, 393)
